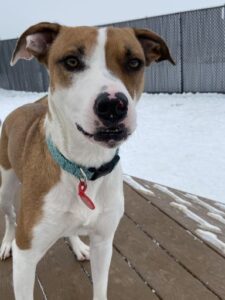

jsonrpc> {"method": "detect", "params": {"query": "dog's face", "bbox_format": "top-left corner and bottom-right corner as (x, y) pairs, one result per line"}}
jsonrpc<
(11, 23), (174, 148)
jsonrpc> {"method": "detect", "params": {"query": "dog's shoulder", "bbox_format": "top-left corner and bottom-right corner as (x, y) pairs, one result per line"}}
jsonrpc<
(3, 95), (48, 133)
(2, 96), (59, 181)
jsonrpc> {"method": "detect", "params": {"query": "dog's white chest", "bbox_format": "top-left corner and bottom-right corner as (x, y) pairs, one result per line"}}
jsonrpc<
(40, 172), (105, 237)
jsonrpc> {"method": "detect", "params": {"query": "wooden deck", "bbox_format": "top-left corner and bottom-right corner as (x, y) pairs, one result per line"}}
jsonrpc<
(1, 176), (225, 299)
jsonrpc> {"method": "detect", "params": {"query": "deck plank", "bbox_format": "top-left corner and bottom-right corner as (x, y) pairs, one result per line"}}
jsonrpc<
(79, 246), (159, 300)
(134, 177), (225, 257)
(108, 250), (159, 300)
(114, 215), (219, 300)
(0, 254), (14, 300)
(124, 183), (225, 299)
(37, 239), (92, 300)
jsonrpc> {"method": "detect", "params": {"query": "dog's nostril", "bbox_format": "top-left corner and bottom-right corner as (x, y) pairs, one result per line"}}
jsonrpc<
(97, 100), (110, 115)
(94, 92), (128, 126)
(116, 100), (127, 114)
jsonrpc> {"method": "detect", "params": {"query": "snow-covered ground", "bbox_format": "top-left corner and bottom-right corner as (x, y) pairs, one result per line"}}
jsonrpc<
(122, 93), (225, 203)
(0, 89), (224, 203)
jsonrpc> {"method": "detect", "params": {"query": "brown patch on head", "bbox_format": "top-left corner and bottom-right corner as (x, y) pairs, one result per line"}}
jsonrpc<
(106, 27), (145, 99)
(105, 27), (174, 99)
(48, 26), (98, 91)
(11, 22), (98, 92)
(0, 97), (60, 249)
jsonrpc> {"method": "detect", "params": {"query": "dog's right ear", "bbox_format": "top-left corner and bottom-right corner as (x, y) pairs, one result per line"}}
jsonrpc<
(11, 22), (61, 66)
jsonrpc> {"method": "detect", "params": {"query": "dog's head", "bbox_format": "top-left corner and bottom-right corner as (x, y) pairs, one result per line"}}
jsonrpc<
(11, 23), (174, 148)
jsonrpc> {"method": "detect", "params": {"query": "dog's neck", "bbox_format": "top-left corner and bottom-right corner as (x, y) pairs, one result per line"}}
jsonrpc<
(44, 96), (117, 169)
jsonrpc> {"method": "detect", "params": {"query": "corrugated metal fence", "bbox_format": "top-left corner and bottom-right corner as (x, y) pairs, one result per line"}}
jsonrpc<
(0, 5), (225, 93)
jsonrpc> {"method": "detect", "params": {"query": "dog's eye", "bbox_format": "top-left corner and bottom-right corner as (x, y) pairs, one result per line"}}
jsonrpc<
(127, 58), (143, 71)
(66, 57), (79, 67)
(62, 56), (85, 71)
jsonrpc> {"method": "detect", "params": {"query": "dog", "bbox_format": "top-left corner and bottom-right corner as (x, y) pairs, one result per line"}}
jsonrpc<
(0, 22), (174, 300)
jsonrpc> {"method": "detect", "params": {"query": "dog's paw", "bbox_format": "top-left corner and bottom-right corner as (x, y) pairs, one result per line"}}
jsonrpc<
(0, 240), (12, 260)
(69, 237), (90, 261)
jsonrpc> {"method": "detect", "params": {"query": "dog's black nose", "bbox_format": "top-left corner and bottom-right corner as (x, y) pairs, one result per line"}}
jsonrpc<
(94, 92), (128, 126)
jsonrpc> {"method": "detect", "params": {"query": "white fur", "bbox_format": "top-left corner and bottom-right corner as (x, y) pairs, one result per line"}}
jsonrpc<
(45, 27), (137, 167)
(0, 167), (19, 260)
(13, 240), (40, 300)
(9, 28), (128, 300)
(12, 165), (124, 300)
(69, 236), (90, 261)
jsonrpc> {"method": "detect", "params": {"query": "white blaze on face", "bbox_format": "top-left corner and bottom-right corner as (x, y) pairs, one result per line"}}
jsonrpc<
(50, 27), (137, 136)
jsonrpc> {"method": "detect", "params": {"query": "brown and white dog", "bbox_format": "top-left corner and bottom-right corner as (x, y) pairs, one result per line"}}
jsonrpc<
(0, 23), (174, 300)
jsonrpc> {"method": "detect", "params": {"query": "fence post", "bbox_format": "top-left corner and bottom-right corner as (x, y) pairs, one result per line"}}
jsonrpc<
(179, 13), (184, 94)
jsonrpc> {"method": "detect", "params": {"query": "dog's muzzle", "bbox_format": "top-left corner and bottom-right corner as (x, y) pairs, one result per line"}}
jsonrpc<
(76, 92), (131, 148)
(94, 92), (128, 127)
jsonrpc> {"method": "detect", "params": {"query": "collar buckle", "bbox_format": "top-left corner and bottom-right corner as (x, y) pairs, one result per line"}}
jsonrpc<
(79, 167), (87, 183)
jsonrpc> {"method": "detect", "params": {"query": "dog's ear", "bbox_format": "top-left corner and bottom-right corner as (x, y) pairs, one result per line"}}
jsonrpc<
(133, 28), (175, 66)
(11, 22), (61, 66)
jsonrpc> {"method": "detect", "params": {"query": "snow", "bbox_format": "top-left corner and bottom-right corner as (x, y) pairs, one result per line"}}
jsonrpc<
(207, 213), (225, 225)
(196, 229), (225, 254)
(0, 89), (46, 121)
(0, 89), (225, 203)
(214, 203), (225, 211)
(170, 202), (221, 233)
(121, 93), (225, 203)
(154, 184), (192, 206)
(185, 194), (225, 217)
(123, 175), (155, 196)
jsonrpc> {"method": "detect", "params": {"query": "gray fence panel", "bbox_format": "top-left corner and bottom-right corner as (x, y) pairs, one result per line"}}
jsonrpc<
(0, 39), (48, 92)
(0, 6), (225, 93)
(109, 15), (181, 93)
(144, 14), (181, 93)
(182, 7), (225, 92)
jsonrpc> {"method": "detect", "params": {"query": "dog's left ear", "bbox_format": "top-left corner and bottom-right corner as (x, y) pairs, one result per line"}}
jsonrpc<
(133, 28), (175, 66)
(11, 22), (61, 66)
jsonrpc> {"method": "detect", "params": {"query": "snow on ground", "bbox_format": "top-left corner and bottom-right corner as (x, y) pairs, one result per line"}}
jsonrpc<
(122, 93), (225, 203)
(0, 89), (46, 121)
(0, 89), (224, 203)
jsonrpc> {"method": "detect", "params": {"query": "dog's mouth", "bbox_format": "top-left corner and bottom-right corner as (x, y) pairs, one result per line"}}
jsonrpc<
(76, 123), (130, 148)
(76, 124), (94, 138)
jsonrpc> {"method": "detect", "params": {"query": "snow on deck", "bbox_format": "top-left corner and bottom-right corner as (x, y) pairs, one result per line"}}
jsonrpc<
(154, 184), (191, 206)
(124, 177), (225, 259)
(196, 229), (225, 255)
(170, 202), (221, 233)
(123, 175), (155, 196)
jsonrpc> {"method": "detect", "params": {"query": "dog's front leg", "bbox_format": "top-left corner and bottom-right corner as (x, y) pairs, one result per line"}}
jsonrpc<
(90, 210), (123, 300)
(13, 241), (41, 300)
(12, 223), (60, 300)
(90, 237), (113, 300)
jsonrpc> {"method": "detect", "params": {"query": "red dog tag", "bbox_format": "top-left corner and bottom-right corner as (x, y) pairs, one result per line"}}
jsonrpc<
(78, 181), (95, 210)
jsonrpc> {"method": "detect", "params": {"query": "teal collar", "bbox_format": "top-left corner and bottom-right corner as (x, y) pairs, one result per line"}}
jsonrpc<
(46, 137), (120, 181)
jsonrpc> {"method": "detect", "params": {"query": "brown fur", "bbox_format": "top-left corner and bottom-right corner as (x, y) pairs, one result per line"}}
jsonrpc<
(0, 123), (11, 170)
(133, 28), (175, 65)
(106, 28), (145, 99)
(11, 22), (61, 66)
(48, 26), (98, 91)
(0, 97), (60, 249)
